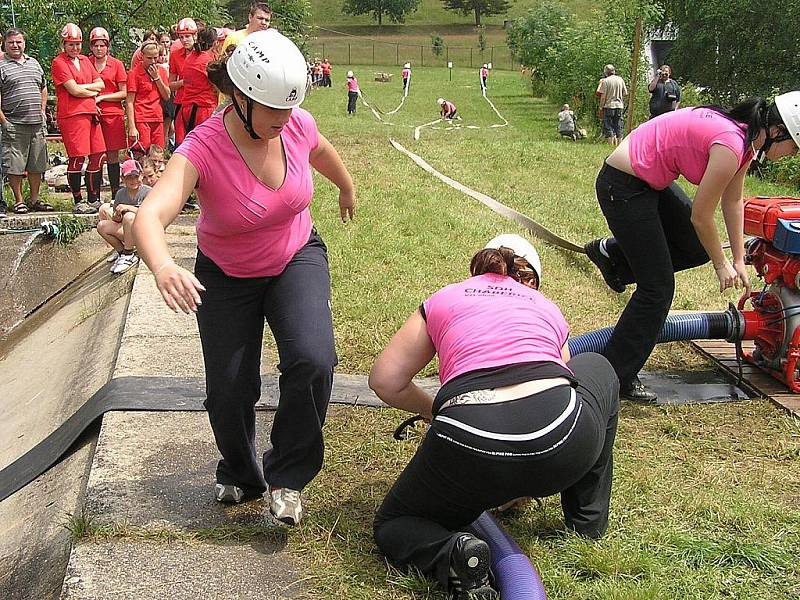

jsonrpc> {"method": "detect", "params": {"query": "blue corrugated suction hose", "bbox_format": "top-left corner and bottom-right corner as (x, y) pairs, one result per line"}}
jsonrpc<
(470, 512), (547, 600)
(568, 311), (737, 356)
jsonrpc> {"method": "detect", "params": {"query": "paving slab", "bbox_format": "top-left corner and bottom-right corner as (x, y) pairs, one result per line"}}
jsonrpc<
(61, 539), (306, 600)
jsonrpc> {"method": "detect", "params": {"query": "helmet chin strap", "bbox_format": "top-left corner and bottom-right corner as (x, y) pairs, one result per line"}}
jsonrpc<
(756, 103), (793, 163)
(232, 95), (261, 140)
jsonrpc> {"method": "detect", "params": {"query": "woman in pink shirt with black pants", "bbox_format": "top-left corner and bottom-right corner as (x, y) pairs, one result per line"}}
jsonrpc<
(133, 30), (355, 527)
(584, 94), (800, 402)
(369, 235), (619, 600)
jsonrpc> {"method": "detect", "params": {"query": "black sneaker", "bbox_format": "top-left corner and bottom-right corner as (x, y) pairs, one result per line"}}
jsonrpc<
(620, 376), (657, 403)
(584, 239), (626, 293)
(448, 534), (498, 600)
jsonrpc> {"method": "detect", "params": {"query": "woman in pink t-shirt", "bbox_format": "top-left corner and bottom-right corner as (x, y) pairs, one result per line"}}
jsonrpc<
(133, 30), (355, 527)
(369, 235), (619, 599)
(584, 94), (800, 402)
(346, 70), (359, 114)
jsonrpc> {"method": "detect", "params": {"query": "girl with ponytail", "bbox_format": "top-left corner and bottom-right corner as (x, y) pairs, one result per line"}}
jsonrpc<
(584, 92), (800, 403)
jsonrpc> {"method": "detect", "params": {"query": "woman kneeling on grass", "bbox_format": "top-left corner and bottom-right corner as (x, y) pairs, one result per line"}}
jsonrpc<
(97, 159), (150, 274)
(584, 92), (800, 403)
(369, 235), (619, 600)
(133, 30), (355, 527)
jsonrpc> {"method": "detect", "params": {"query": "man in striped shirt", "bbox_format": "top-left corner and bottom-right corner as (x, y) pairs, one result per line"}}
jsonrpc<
(0, 27), (50, 215)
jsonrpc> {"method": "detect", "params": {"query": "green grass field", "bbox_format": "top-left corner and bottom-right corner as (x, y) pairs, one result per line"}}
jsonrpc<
(73, 66), (800, 599)
(308, 0), (596, 27)
(274, 66), (800, 599)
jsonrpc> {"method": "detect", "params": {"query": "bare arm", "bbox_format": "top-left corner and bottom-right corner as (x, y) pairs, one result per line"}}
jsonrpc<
(169, 71), (184, 92)
(125, 91), (138, 137)
(648, 73), (659, 92)
(132, 153), (204, 313)
(40, 86), (47, 114)
(62, 79), (98, 98)
(369, 310), (436, 420)
(97, 81), (127, 104)
(147, 65), (170, 100)
(309, 133), (356, 221)
(0, 91), (5, 123)
(690, 144), (750, 293)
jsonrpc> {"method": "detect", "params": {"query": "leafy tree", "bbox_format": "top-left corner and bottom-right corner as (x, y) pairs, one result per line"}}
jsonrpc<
(0, 0), (226, 67)
(440, 0), (511, 27)
(507, 1), (573, 83)
(660, 0), (800, 103)
(342, 0), (421, 26)
(270, 0), (313, 52)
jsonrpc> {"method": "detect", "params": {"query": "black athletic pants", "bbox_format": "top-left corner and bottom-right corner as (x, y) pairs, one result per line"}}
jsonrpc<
(194, 231), (337, 495)
(347, 91), (358, 114)
(596, 163), (709, 385)
(373, 353), (619, 590)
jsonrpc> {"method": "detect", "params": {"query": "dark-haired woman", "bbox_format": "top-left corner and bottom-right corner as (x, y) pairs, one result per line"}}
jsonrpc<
(133, 30), (355, 527)
(175, 27), (217, 145)
(370, 234), (619, 600)
(584, 93), (800, 402)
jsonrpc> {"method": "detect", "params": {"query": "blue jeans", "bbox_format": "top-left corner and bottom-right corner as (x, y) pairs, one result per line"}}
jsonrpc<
(602, 107), (624, 138)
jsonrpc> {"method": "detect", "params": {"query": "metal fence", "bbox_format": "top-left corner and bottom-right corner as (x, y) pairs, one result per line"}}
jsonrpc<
(308, 39), (518, 71)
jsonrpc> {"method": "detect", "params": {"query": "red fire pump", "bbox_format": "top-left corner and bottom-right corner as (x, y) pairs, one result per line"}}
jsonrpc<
(739, 196), (800, 392)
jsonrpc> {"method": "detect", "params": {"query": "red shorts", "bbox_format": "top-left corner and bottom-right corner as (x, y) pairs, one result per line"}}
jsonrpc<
(174, 103), (186, 146)
(177, 104), (215, 144)
(129, 121), (164, 153)
(99, 113), (127, 152)
(58, 113), (106, 158)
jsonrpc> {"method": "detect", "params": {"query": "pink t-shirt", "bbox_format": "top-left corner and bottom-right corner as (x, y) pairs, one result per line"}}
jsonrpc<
(175, 107), (320, 278)
(480, 68), (488, 78)
(402, 68), (410, 79)
(629, 107), (753, 190)
(346, 77), (359, 92)
(442, 101), (456, 114)
(423, 273), (570, 385)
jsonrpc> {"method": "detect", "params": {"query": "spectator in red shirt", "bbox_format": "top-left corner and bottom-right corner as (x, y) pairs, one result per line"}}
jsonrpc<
(176, 27), (217, 145)
(170, 18), (198, 146)
(126, 41), (170, 158)
(51, 23), (106, 214)
(89, 27), (127, 199)
(320, 59), (331, 88)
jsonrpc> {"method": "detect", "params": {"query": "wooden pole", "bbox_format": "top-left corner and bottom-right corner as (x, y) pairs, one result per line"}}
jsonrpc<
(626, 16), (642, 136)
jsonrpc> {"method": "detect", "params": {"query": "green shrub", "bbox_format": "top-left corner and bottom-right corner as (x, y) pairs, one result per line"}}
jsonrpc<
(759, 156), (800, 192)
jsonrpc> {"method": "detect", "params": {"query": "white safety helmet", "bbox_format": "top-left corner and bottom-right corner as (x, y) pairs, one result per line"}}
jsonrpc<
(484, 234), (542, 284)
(60, 23), (82, 43)
(89, 27), (110, 44)
(176, 18), (198, 35)
(437, 97), (445, 105)
(482, 63), (488, 68)
(775, 91), (800, 149)
(346, 70), (354, 78)
(404, 62), (410, 68)
(227, 29), (308, 110)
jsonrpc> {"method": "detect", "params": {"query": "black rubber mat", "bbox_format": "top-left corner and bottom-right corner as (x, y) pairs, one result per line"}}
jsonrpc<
(0, 371), (747, 503)
(0, 374), (389, 503)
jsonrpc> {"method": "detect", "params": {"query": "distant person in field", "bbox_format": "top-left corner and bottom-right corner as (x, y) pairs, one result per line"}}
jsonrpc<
(558, 103), (579, 141)
(402, 62), (411, 95)
(346, 70), (359, 115)
(321, 58), (332, 88)
(648, 64), (681, 119)
(437, 97), (457, 120)
(596, 64), (627, 145)
(480, 64), (488, 92)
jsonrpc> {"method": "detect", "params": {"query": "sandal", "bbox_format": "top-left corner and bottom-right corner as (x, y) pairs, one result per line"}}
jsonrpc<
(29, 201), (54, 212)
(13, 202), (28, 214)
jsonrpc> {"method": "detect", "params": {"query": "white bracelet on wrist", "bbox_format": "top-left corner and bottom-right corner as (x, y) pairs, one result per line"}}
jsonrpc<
(154, 258), (175, 275)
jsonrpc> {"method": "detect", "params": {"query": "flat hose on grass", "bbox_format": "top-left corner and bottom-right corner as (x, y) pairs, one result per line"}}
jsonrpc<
(568, 311), (737, 356)
(470, 512), (547, 600)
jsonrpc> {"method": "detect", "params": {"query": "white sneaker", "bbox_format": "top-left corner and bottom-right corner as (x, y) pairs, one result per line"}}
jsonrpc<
(111, 252), (139, 274)
(215, 483), (245, 503)
(106, 250), (119, 263)
(269, 486), (303, 526)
